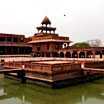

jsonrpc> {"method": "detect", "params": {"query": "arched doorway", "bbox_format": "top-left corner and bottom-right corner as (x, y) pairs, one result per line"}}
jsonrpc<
(72, 51), (78, 58)
(37, 52), (41, 57)
(65, 52), (71, 58)
(95, 51), (102, 58)
(31, 52), (36, 57)
(41, 52), (44, 57)
(102, 50), (104, 58)
(60, 52), (64, 58)
(86, 51), (93, 58)
(52, 52), (59, 57)
(46, 52), (50, 57)
(79, 52), (85, 58)
(102, 50), (104, 54)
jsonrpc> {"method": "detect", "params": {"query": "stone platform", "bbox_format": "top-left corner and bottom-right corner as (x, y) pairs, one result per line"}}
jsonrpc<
(2, 57), (104, 88)
(4, 59), (84, 88)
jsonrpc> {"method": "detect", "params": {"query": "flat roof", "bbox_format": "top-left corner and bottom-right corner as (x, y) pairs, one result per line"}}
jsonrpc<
(0, 42), (32, 47)
(34, 60), (71, 65)
(0, 33), (24, 37)
(28, 39), (71, 43)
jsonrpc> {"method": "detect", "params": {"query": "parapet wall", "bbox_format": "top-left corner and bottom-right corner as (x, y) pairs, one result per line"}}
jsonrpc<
(4, 60), (82, 82)
(85, 61), (104, 69)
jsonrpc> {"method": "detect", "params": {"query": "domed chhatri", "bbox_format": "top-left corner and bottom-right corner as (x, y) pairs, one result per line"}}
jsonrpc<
(41, 16), (51, 25)
(37, 16), (56, 34)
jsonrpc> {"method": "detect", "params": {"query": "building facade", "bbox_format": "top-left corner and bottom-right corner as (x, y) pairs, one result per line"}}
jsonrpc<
(0, 16), (103, 58)
(59, 47), (104, 58)
(28, 16), (104, 58)
(0, 33), (32, 55)
(28, 16), (71, 57)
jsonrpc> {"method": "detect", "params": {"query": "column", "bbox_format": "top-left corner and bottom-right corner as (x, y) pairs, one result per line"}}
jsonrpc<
(70, 51), (73, 58)
(84, 51), (87, 58)
(100, 51), (102, 58)
(92, 51), (95, 58)
(77, 51), (80, 58)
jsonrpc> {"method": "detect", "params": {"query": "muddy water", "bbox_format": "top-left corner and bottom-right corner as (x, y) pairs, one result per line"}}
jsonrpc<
(0, 78), (104, 104)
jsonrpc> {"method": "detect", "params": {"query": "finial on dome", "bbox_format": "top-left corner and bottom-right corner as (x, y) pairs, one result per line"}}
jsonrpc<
(41, 16), (51, 25)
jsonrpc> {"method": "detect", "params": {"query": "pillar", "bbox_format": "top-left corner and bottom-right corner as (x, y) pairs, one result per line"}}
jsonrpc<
(17, 69), (26, 83)
(84, 51), (87, 58)
(92, 51), (95, 58)
(70, 51), (73, 58)
(50, 52), (53, 57)
(100, 51), (102, 58)
(18, 47), (20, 54)
(77, 51), (80, 58)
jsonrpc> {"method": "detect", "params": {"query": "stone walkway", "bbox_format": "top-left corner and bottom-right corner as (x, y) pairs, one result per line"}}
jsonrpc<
(0, 56), (104, 62)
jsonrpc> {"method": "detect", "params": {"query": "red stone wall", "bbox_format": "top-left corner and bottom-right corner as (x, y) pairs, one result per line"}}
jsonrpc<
(4, 61), (82, 81)
(51, 63), (82, 81)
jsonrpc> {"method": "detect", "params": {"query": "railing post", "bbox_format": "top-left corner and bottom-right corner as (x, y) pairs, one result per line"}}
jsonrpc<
(21, 64), (26, 83)
(17, 69), (26, 83)
(81, 61), (85, 68)
(21, 69), (26, 83)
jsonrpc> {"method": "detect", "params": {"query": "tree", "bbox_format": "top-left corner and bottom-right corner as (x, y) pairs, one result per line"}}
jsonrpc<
(71, 42), (90, 48)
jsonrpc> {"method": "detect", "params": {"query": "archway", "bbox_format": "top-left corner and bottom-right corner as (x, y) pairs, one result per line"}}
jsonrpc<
(95, 51), (102, 58)
(86, 51), (93, 58)
(102, 50), (104, 58)
(79, 52), (85, 58)
(41, 52), (44, 57)
(52, 52), (59, 57)
(37, 52), (41, 57)
(65, 52), (71, 58)
(72, 51), (78, 58)
(31, 52), (36, 57)
(60, 52), (64, 58)
(46, 52), (50, 57)
(102, 50), (104, 55)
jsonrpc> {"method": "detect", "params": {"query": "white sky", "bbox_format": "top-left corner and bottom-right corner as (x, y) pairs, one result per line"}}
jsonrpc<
(0, 0), (104, 42)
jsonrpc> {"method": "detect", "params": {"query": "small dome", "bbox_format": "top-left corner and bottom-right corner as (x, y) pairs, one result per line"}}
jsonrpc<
(41, 16), (51, 25)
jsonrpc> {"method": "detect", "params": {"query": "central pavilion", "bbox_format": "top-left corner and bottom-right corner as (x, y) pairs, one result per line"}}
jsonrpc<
(28, 16), (71, 57)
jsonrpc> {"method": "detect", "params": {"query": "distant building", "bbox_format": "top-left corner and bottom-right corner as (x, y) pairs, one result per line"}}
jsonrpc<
(0, 33), (32, 55)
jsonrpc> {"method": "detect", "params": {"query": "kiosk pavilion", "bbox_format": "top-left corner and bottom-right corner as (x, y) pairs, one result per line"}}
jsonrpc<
(28, 16), (71, 57)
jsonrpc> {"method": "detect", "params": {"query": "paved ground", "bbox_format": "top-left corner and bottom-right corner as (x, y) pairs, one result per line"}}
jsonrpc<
(0, 56), (104, 62)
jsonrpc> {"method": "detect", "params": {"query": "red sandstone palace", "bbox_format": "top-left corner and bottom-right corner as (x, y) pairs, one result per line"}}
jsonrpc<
(0, 33), (32, 55)
(0, 16), (104, 58)
(27, 16), (104, 58)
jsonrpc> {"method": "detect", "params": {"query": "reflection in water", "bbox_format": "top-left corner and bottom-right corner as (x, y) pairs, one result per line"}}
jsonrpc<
(22, 95), (25, 104)
(0, 78), (104, 104)
(0, 97), (31, 104)
(0, 88), (7, 96)
(81, 95), (85, 104)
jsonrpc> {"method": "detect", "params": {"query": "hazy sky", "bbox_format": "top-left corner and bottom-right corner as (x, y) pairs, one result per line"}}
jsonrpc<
(0, 0), (104, 43)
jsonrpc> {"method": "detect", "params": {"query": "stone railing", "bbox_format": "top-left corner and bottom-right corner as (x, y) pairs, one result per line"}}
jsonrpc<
(32, 34), (69, 41)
